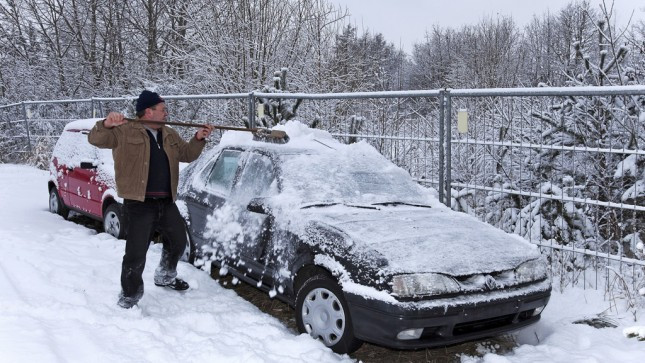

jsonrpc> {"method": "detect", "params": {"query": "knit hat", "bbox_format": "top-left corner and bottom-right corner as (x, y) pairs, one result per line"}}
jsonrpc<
(135, 90), (164, 113)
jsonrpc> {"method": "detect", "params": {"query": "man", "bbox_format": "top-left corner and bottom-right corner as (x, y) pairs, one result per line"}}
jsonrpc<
(88, 90), (214, 309)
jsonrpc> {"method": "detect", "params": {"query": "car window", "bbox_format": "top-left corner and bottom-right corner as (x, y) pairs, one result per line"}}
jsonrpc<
(205, 149), (242, 194)
(52, 130), (99, 168)
(232, 152), (277, 203)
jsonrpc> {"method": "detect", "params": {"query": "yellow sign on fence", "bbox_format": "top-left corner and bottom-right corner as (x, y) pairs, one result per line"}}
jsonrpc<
(457, 109), (468, 133)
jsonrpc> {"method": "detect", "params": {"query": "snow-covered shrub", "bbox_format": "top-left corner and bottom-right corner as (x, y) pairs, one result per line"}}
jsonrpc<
(484, 175), (522, 233)
(516, 180), (594, 262)
(254, 68), (303, 128)
(26, 138), (55, 170)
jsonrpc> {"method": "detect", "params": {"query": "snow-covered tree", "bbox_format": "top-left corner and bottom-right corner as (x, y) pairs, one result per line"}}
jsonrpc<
(327, 25), (406, 92)
(528, 4), (643, 256)
(409, 16), (522, 89)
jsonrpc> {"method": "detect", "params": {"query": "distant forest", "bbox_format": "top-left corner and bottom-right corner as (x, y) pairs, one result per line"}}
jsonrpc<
(0, 0), (643, 102)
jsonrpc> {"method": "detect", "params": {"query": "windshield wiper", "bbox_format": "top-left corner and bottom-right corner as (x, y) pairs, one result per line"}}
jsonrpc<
(301, 202), (340, 209)
(344, 203), (379, 210)
(301, 202), (379, 210)
(371, 201), (432, 208)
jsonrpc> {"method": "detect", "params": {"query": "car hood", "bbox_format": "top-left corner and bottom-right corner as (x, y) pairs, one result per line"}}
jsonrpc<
(302, 205), (540, 276)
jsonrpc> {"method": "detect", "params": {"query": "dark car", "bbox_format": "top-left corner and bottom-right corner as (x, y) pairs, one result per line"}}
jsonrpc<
(178, 123), (551, 354)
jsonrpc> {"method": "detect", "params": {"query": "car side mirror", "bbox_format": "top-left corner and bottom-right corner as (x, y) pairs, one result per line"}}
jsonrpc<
(247, 198), (271, 215)
(80, 161), (97, 169)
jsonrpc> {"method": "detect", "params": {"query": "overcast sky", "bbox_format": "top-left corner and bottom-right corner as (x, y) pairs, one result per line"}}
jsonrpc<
(333, 0), (645, 53)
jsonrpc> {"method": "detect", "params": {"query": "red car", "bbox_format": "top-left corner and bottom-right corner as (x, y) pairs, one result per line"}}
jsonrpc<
(48, 118), (126, 239)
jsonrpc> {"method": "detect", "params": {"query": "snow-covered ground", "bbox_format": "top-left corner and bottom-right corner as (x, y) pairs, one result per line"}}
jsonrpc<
(1, 163), (644, 362)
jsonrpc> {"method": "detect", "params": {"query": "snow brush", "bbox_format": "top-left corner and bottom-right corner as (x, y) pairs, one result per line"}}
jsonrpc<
(122, 117), (289, 144)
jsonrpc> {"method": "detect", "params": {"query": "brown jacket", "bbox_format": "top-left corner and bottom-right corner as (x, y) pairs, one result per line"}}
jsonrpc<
(88, 120), (205, 201)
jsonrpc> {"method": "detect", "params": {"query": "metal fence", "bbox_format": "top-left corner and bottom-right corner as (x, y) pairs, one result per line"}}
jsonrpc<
(1, 86), (644, 295)
(444, 87), (645, 297)
(0, 95), (251, 163)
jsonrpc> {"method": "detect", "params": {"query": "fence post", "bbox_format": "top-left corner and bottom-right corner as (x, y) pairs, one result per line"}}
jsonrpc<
(438, 90), (445, 205)
(22, 102), (32, 153)
(248, 92), (255, 129)
(445, 91), (452, 209)
(98, 100), (104, 118)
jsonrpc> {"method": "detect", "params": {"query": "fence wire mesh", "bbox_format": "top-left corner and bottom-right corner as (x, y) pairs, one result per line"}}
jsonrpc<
(447, 89), (645, 294)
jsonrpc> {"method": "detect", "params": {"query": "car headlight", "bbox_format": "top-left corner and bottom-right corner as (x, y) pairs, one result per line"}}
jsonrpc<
(515, 258), (548, 283)
(392, 273), (460, 297)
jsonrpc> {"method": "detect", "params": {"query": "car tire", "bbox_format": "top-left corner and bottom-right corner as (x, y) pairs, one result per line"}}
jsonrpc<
(103, 203), (126, 239)
(295, 274), (363, 354)
(49, 188), (70, 219)
(179, 226), (196, 265)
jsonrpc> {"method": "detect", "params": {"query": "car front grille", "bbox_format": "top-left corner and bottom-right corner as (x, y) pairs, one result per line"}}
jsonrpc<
(452, 314), (515, 336)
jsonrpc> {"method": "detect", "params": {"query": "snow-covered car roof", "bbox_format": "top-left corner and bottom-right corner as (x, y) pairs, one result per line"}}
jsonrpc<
(63, 118), (104, 131)
(198, 120), (440, 207)
(51, 118), (116, 189)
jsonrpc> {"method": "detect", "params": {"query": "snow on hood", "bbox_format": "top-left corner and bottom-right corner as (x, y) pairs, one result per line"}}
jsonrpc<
(300, 205), (540, 276)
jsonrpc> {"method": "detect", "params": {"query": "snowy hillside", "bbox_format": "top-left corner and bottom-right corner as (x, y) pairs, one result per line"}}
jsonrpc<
(0, 164), (644, 362)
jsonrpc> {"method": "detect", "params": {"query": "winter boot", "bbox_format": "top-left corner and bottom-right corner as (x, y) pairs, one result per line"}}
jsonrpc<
(154, 258), (188, 290)
(117, 286), (142, 309)
(117, 294), (139, 309)
(154, 277), (189, 291)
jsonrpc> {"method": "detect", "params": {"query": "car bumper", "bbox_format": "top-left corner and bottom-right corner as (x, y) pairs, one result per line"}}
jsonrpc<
(344, 281), (551, 349)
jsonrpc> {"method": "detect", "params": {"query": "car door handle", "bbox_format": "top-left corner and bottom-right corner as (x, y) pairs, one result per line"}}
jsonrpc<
(184, 195), (198, 203)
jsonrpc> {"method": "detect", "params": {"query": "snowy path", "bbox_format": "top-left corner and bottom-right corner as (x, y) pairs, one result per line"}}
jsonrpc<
(0, 165), (349, 363)
(1, 164), (644, 362)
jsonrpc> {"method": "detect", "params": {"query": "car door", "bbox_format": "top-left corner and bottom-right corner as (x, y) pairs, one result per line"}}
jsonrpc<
(51, 130), (77, 206)
(52, 156), (71, 206)
(67, 130), (102, 217)
(229, 151), (278, 281)
(184, 148), (244, 257)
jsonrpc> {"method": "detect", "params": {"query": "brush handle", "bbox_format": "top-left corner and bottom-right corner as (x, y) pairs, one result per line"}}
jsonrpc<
(122, 117), (288, 139)
(123, 117), (258, 132)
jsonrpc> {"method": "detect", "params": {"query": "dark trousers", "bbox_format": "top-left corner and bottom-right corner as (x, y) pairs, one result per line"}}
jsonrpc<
(121, 198), (188, 299)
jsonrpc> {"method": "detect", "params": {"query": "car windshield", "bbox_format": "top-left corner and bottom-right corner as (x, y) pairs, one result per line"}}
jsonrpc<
(278, 149), (429, 206)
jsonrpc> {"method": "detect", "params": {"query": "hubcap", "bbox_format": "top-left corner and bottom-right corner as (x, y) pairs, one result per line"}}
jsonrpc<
(104, 211), (120, 238)
(49, 191), (59, 213)
(301, 287), (346, 346)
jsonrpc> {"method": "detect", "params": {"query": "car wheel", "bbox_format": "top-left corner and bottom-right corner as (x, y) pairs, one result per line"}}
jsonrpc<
(179, 226), (196, 265)
(103, 203), (126, 239)
(295, 274), (363, 354)
(49, 188), (69, 219)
